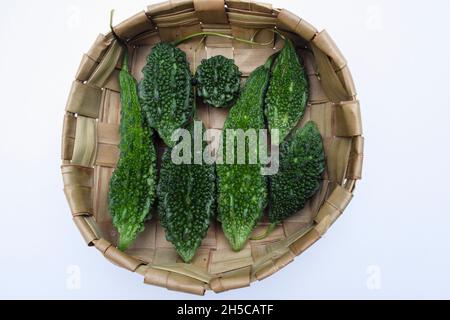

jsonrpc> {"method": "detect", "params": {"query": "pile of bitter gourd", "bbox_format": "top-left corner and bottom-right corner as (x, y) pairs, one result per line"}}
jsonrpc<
(109, 35), (325, 262)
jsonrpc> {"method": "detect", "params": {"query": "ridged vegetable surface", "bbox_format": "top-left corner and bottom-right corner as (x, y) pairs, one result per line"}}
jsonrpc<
(109, 53), (157, 251)
(141, 43), (193, 147)
(269, 121), (325, 224)
(265, 38), (309, 142)
(217, 58), (273, 251)
(158, 122), (216, 262)
(195, 55), (241, 108)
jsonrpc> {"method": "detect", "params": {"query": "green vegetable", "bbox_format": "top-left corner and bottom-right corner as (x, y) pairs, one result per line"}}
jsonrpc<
(265, 38), (309, 142)
(158, 122), (216, 262)
(195, 55), (242, 108)
(109, 53), (157, 251)
(141, 43), (193, 147)
(216, 58), (274, 251)
(269, 121), (325, 226)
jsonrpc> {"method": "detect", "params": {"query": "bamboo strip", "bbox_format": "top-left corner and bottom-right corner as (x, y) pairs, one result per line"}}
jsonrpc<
(113, 11), (155, 41)
(209, 248), (253, 274)
(337, 65), (357, 98)
(347, 136), (364, 180)
(312, 30), (347, 70)
(251, 224), (313, 277)
(62, 165), (94, 187)
(151, 263), (213, 283)
(97, 122), (120, 146)
(73, 216), (99, 246)
(104, 246), (144, 272)
(101, 69), (121, 93)
(194, 0), (228, 24)
(129, 30), (161, 47)
(255, 251), (294, 280)
(327, 137), (352, 185)
(86, 34), (113, 63)
(147, 0), (194, 16)
(276, 9), (318, 41)
(210, 266), (251, 293)
(152, 11), (200, 27)
(289, 229), (321, 256)
(226, 0), (273, 14)
(66, 81), (102, 118)
(71, 116), (97, 167)
(61, 114), (77, 161)
(311, 44), (350, 103)
(95, 145), (119, 168)
(228, 12), (277, 28)
(334, 100), (362, 137)
(62, 165), (94, 216)
(75, 55), (98, 82)
(153, 11), (202, 42)
(144, 267), (206, 295)
(63, 186), (92, 216)
(127, 248), (156, 264)
(87, 41), (124, 89)
(94, 238), (112, 254)
(227, 7), (275, 18)
(313, 185), (353, 235)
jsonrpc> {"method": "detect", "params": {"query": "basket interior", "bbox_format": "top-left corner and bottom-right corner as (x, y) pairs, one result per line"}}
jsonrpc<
(96, 34), (333, 276)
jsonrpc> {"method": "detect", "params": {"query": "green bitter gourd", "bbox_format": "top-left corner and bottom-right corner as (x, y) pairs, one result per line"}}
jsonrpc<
(265, 38), (309, 142)
(269, 121), (325, 228)
(140, 43), (194, 147)
(158, 122), (216, 262)
(195, 55), (242, 108)
(216, 57), (274, 251)
(109, 52), (157, 251)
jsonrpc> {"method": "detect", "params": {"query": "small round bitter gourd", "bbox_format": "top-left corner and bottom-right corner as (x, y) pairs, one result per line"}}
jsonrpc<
(195, 55), (242, 108)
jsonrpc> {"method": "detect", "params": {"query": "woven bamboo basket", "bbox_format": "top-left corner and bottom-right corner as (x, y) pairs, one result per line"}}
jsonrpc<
(61, 0), (363, 295)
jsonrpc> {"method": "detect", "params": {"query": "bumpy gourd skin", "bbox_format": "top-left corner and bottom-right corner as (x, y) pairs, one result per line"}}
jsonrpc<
(217, 59), (273, 251)
(158, 124), (216, 262)
(109, 54), (157, 251)
(265, 39), (309, 142)
(195, 55), (242, 108)
(269, 121), (325, 223)
(141, 43), (193, 147)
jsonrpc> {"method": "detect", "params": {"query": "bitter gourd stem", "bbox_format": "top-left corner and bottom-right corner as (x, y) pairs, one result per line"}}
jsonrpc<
(251, 223), (277, 241)
(251, 28), (286, 43)
(267, 28), (286, 40)
(172, 32), (274, 47)
(110, 9), (129, 72)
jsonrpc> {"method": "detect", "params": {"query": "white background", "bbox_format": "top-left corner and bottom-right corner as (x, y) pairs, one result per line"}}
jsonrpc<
(1, 0), (450, 300)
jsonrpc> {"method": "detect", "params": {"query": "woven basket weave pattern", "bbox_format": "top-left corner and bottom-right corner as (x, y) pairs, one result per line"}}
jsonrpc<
(61, 0), (363, 295)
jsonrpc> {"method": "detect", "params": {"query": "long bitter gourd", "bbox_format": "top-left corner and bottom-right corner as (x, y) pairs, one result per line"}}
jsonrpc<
(141, 43), (193, 147)
(109, 52), (157, 251)
(158, 122), (216, 262)
(217, 58), (273, 251)
(195, 55), (241, 108)
(269, 121), (325, 225)
(265, 38), (309, 142)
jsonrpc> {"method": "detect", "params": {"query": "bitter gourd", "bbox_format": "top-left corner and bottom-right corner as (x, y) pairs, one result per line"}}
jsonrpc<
(195, 55), (241, 108)
(141, 43), (194, 147)
(109, 53), (157, 251)
(216, 58), (274, 251)
(265, 38), (309, 142)
(158, 122), (216, 262)
(269, 121), (325, 225)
